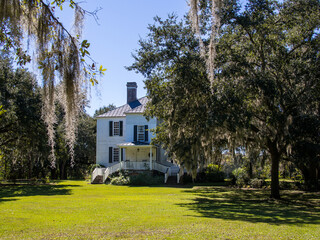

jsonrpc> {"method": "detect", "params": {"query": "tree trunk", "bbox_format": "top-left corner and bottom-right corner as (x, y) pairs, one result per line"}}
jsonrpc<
(268, 140), (281, 199)
(270, 153), (280, 199)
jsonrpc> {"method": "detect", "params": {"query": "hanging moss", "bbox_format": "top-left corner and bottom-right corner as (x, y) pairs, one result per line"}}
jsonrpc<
(0, 0), (100, 168)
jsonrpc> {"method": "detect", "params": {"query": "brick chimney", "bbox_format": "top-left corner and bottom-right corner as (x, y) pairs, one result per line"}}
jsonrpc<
(126, 82), (137, 103)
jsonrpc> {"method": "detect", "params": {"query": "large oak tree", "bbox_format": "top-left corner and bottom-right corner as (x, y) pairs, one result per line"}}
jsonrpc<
(130, 0), (320, 198)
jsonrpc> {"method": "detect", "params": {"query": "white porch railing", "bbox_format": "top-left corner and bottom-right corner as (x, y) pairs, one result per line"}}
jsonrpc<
(93, 161), (177, 184)
(121, 161), (151, 170)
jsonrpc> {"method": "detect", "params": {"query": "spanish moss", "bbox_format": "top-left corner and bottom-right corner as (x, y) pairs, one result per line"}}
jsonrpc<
(0, 0), (91, 167)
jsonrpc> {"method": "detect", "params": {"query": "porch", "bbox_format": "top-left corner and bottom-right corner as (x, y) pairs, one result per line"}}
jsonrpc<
(91, 161), (180, 184)
(118, 142), (156, 170)
(92, 142), (181, 184)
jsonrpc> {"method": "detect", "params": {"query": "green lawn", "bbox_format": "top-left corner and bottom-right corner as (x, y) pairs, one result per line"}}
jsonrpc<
(0, 181), (319, 239)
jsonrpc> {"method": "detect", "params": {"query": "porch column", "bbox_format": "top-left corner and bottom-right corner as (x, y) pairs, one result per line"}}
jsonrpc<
(149, 147), (152, 170)
(119, 147), (122, 170)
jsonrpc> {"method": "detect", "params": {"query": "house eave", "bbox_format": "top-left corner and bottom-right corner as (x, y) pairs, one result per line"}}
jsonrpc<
(95, 115), (126, 119)
(117, 142), (155, 148)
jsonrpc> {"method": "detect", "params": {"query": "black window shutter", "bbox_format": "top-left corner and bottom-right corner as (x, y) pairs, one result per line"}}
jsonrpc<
(134, 125), (137, 142)
(119, 121), (123, 136)
(109, 121), (113, 136)
(121, 148), (124, 161)
(145, 125), (148, 142)
(109, 147), (113, 163)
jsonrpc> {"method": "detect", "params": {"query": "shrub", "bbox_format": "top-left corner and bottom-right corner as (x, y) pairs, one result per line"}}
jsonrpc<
(205, 164), (225, 182)
(180, 164), (225, 184)
(249, 178), (266, 188)
(109, 172), (163, 186)
(129, 172), (163, 186)
(181, 174), (193, 184)
(279, 180), (302, 190)
(232, 167), (249, 187)
(110, 173), (130, 185)
(256, 165), (271, 179)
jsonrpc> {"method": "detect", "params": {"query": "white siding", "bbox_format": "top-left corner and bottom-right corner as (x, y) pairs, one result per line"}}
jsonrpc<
(96, 113), (164, 166)
(125, 114), (157, 142)
(96, 117), (126, 166)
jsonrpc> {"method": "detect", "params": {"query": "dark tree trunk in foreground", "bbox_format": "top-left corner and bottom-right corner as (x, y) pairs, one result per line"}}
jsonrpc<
(271, 153), (280, 199)
(268, 140), (281, 199)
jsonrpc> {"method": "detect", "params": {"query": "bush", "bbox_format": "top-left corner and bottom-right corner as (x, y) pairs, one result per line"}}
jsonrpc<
(110, 172), (130, 185)
(181, 174), (193, 184)
(232, 167), (249, 187)
(279, 180), (302, 190)
(205, 164), (225, 182)
(129, 172), (163, 186)
(109, 171), (163, 186)
(180, 164), (225, 184)
(249, 178), (266, 188)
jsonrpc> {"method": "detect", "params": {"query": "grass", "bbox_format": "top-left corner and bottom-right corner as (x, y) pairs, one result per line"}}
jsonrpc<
(0, 181), (319, 239)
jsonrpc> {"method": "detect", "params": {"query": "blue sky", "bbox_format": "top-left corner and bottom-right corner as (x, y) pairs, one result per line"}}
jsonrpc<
(70, 0), (189, 116)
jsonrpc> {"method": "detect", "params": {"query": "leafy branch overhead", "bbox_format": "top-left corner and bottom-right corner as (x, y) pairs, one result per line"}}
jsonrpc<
(0, 0), (105, 167)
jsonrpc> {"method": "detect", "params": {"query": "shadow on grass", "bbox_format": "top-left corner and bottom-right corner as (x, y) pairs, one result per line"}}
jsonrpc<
(0, 184), (80, 203)
(127, 184), (194, 188)
(178, 186), (320, 225)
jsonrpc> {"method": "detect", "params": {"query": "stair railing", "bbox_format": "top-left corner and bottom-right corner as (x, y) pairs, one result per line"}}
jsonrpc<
(103, 162), (121, 182)
(177, 167), (184, 184)
(91, 168), (98, 183)
(91, 168), (106, 183)
(164, 168), (170, 183)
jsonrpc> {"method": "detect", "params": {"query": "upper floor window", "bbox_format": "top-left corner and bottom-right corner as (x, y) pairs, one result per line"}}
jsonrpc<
(109, 121), (123, 136)
(114, 122), (120, 136)
(134, 125), (149, 142)
(137, 125), (145, 142)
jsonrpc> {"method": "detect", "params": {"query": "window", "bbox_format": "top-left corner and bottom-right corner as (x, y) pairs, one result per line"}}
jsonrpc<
(113, 122), (120, 136)
(109, 121), (123, 136)
(134, 125), (148, 142)
(113, 148), (119, 162)
(137, 125), (145, 142)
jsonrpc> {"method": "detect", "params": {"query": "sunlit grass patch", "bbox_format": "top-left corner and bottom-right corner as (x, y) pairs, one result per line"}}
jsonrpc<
(0, 181), (319, 239)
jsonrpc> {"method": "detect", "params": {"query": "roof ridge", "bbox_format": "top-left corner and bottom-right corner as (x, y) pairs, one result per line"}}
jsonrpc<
(96, 96), (148, 118)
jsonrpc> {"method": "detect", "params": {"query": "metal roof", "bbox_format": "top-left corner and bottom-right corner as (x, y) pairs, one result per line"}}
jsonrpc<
(96, 96), (149, 118)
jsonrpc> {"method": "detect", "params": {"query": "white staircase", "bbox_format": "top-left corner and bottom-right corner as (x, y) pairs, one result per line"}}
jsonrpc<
(91, 161), (180, 184)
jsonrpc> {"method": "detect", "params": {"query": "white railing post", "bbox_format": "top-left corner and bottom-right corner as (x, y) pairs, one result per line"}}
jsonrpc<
(149, 147), (152, 170)
(119, 149), (122, 171)
(91, 168), (97, 183)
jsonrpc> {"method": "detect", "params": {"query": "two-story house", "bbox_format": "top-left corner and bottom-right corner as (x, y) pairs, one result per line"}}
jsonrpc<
(91, 82), (179, 184)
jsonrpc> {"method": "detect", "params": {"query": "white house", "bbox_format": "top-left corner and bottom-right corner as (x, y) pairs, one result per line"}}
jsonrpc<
(92, 82), (180, 184)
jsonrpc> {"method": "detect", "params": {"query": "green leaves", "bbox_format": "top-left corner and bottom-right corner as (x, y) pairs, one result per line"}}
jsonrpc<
(99, 65), (106, 72)
(0, 106), (6, 116)
(79, 39), (106, 86)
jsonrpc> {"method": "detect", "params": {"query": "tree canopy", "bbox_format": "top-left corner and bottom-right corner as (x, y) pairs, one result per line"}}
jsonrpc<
(130, 0), (320, 198)
(0, 55), (97, 180)
(0, 0), (105, 167)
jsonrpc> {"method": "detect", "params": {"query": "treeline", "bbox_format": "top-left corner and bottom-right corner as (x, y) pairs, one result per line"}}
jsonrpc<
(0, 56), (96, 180)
